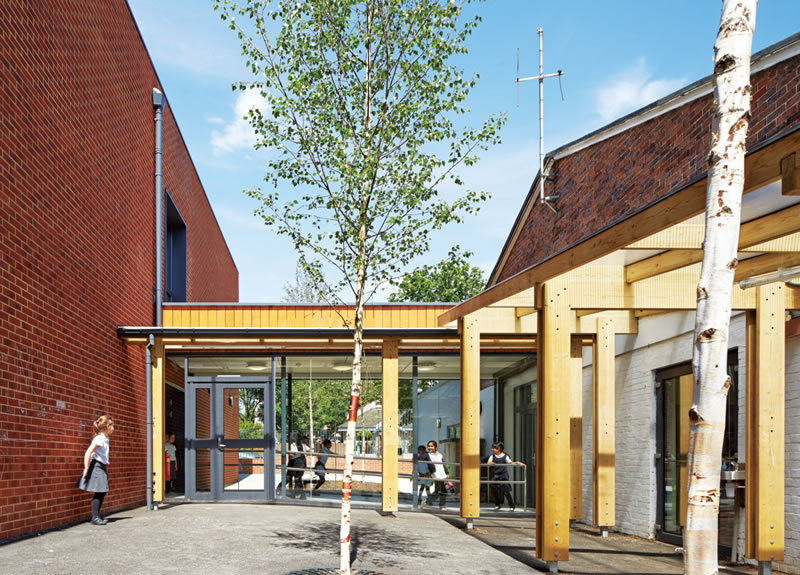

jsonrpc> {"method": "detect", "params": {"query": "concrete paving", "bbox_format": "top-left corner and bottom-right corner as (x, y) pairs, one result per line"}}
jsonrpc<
(444, 514), (784, 575)
(0, 503), (532, 575)
(2, 504), (786, 575)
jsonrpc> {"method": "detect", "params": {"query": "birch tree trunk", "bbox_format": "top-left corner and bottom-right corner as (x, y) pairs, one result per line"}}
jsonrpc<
(340, 5), (373, 572)
(685, 2), (756, 573)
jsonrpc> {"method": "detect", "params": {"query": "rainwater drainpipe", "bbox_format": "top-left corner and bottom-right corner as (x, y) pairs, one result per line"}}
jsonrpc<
(148, 88), (164, 511)
(152, 88), (164, 327)
(146, 335), (154, 511)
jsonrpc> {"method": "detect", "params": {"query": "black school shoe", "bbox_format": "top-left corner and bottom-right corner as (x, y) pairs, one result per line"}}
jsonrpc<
(90, 517), (108, 525)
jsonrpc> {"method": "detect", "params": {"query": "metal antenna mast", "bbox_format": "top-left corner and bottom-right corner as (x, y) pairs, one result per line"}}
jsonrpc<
(516, 28), (564, 211)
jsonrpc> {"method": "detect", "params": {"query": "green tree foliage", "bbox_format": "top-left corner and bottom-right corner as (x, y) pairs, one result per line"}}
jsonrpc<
(388, 245), (485, 303)
(215, 0), (504, 307)
(239, 388), (264, 423)
(288, 378), (381, 432)
(215, 1), (503, 569)
(282, 262), (330, 304)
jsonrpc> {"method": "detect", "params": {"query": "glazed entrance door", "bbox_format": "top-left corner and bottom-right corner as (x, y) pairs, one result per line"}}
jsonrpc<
(185, 377), (275, 501)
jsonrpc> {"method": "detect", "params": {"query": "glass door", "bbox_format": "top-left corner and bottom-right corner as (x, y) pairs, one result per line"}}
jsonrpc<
(186, 377), (275, 501)
(656, 353), (738, 550)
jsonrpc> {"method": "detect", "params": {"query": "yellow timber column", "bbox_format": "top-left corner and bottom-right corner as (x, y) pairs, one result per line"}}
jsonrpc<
(381, 338), (399, 513)
(592, 317), (615, 535)
(460, 314), (481, 526)
(745, 284), (785, 566)
(536, 280), (571, 566)
(151, 338), (166, 502)
(570, 337), (583, 522)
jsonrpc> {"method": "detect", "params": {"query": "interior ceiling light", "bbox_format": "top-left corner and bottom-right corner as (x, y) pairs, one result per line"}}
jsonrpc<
(417, 361), (436, 372)
(331, 361), (352, 372)
(247, 361), (268, 371)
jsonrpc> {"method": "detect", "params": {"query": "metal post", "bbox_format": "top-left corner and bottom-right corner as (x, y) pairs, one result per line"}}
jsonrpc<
(412, 356), (419, 510)
(601, 527), (609, 538)
(280, 357), (287, 501)
(546, 561), (558, 574)
(759, 562), (772, 575)
(538, 27), (544, 206)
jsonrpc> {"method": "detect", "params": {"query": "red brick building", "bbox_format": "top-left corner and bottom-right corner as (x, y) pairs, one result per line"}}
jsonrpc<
(0, 0), (238, 540)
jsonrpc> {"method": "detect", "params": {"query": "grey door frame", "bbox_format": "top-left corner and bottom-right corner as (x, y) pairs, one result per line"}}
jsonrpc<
(184, 368), (276, 501)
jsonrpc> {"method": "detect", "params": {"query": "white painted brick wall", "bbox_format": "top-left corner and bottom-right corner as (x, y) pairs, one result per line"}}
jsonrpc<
(579, 311), (799, 573)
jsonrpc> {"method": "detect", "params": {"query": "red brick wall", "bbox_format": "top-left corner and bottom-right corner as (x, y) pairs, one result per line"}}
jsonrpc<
(0, 1), (238, 540)
(496, 54), (800, 283)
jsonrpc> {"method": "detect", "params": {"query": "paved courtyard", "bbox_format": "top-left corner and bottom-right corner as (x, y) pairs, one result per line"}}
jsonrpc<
(0, 503), (528, 575)
(0, 503), (782, 575)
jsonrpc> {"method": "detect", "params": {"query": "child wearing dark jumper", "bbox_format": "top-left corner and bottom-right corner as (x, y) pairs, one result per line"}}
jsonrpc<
(484, 441), (522, 511)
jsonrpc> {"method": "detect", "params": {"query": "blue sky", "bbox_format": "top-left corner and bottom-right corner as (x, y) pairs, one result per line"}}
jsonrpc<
(126, 0), (798, 303)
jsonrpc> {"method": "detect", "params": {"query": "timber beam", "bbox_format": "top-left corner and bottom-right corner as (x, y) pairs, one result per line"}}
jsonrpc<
(626, 202), (800, 283)
(782, 153), (800, 196)
(734, 252), (800, 282)
(564, 265), (800, 310)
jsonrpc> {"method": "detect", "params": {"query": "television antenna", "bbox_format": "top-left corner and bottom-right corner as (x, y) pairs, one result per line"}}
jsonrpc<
(516, 28), (564, 212)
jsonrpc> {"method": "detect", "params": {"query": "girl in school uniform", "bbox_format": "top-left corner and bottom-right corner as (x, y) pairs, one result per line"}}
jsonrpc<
(77, 415), (114, 525)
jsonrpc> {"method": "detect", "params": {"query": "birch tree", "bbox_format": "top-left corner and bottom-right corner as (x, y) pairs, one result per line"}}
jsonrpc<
(214, 1), (504, 572)
(686, 2), (756, 573)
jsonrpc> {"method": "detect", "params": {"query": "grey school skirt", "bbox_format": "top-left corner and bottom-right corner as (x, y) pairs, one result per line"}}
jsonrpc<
(76, 460), (109, 493)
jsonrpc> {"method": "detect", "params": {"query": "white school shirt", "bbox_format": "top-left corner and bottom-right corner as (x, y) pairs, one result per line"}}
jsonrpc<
(428, 451), (446, 480)
(91, 433), (110, 464)
(165, 442), (177, 463)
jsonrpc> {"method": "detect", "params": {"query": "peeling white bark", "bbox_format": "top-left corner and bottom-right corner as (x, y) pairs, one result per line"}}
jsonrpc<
(685, 2), (756, 574)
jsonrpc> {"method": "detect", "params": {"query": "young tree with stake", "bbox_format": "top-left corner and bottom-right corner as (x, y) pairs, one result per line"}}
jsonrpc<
(214, 1), (504, 572)
(685, 2), (756, 573)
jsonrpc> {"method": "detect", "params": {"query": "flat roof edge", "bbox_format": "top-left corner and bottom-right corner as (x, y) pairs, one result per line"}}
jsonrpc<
(118, 327), (458, 338)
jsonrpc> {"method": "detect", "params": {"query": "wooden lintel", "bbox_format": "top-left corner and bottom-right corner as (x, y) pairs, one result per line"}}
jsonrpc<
(563, 264), (800, 310)
(626, 250), (702, 283)
(781, 152), (800, 196)
(634, 309), (667, 318)
(516, 307), (537, 317)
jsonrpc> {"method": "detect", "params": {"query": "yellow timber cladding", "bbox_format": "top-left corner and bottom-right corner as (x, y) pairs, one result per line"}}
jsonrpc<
(162, 304), (452, 330)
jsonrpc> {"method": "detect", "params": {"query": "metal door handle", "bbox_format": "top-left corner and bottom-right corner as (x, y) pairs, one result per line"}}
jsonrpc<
(217, 437), (226, 451)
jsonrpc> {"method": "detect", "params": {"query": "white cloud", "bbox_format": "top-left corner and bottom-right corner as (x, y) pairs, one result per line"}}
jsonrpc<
(594, 58), (686, 123)
(207, 116), (225, 125)
(210, 89), (268, 156)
